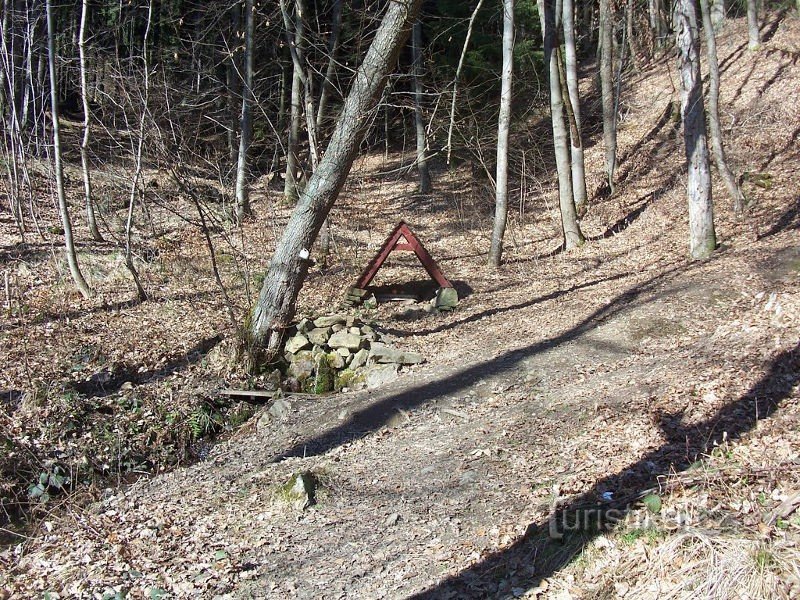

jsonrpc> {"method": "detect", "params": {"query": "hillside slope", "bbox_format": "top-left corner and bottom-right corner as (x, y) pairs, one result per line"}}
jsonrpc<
(2, 13), (800, 599)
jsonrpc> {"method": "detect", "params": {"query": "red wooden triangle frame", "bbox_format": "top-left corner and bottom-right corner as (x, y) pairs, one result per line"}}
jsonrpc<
(354, 221), (453, 290)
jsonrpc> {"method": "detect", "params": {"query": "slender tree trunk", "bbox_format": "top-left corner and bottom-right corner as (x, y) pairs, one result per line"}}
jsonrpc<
(561, 0), (587, 214)
(78, 0), (102, 242)
(227, 1), (242, 169)
(699, 0), (744, 214)
(709, 0), (725, 31)
(316, 0), (341, 131)
(446, 0), (484, 167)
(235, 0), (254, 221)
(676, 0), (716, 259)
(411, 21), (432, 193)
(46, 0), (91, 298)
(747, 0), (760, 50)
(124, 0), (153, 301)
(284, 2), (304, 204)
(599, 0), (616, 191)
(488, 0), (514, 268)
(541, 0), (584, 249)
(250, 0), (423, 355)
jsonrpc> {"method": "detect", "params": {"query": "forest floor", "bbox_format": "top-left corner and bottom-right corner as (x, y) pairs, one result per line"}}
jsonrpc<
(2, 12), (800, 600)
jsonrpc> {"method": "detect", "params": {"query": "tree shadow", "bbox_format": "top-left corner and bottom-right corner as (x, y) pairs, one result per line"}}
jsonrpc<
(269, 265), (685, 462)
(758, 194), (800, 239)
(409, 340), (800, 598)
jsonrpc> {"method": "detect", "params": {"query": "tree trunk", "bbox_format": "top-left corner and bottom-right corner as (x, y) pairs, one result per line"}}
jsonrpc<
(699, 0), (744, 214)
(709, 0), (725, 31)
(561, 0), (587, 214)
(411, 21), (432, 193)
(227, 1), (242, 169)
(599, 0), (616, 191)
(250, 0), (423, 354)
(676, 0), (716, 259)
(446, 0), (484, 167)
(234, 0), (254, 222)
(488, 0), (514, 268)
(316, 0), (342, 131)
(46, 0), (91, 298)
(747, 0), (760, 50)
(78, 0), (103, 242)
(284, 3), (304, 204)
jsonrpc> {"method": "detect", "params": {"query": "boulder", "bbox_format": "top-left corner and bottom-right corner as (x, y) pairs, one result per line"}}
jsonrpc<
(326, 352), (345, 370)
(350, 348), (370, 370)
(369, 342), (424, 365)
(313, 315), (347, 328)
(436, 287), (459, 310)
(296, 318), (312, 334)
(288, 350), (315, 380)
(365, 364), (400, 389)
(285, 334), (310, 354)
(328, 330), (363, 350)
(307, 327), (332, 346)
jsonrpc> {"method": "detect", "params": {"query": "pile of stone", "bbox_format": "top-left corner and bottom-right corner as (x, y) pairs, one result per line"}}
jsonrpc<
(281, 314), (424, 394)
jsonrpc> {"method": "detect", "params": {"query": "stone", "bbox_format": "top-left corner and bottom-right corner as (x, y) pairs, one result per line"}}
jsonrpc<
(285, 334), (310, 354)
(268, 397), (291, 419)
(365, 364), (400, 389)
(363, 294), (378, 309)
(307, 355), (334, 394)
(335, 368), (363, 392)
(436, 287), (459, 310)
(280, 472), (316, 510)
(313, 315), (347, 328)
(288, 350), (315, 380)
(264, 368), (282, 391)
(350, 348), (369, 370)
(328, 330), (363, 350)
(307, 327), (331, 346)
(331, 324), (345, 333)
(326, 352), (345, 370)
(336, 347), (351, 359)
(369, 342), (424, 365)
(296, 318), (312, 334)
(348, 327), (361, 335)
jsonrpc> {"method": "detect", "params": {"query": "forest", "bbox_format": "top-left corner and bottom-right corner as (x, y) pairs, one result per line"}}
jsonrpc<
(1, 0), (799, 596)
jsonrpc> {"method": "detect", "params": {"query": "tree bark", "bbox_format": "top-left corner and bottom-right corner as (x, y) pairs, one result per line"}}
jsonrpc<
(235, 0), (254, 222)
(709, 0), (725, 31)
(411, 21), (432, 193)
(250, 0), (423, 354)
(599, 0), (616, 191)
(561, 0), (587, 213)
(676, 0), (716, 259)
(699, 0), (744, 214)
(540, 0), (584, 250)
(78, 0), (103, 242)
(46, 0), (91, 298)
(747, 0), (760, 50)
(488, 0), (514, 268)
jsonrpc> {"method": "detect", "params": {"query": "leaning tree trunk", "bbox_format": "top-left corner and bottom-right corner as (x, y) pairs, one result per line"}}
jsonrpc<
(78, 0), (103, 242)
(676, 0), (716, 259)
(599, 0), (616, 192)
(562, 0), (587, 214)
(746, 0), (760, 50)
(411, 21), (432, 193)
(699, 0), (744, 214)
(46, 0), (91, 298)
(488, 0), (513, 268)
(234, 0), (254, 222)
(250, 0), (423, 355)
(540, 0), (584, 250)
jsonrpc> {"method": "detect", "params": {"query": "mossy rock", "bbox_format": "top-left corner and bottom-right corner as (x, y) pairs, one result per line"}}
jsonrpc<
(279, 471), (317, 509)
(302, 355), (334, 394)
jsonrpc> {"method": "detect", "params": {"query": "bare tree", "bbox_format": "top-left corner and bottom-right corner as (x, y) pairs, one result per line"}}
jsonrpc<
(599, 0), (616, 191)
(540, 0), (584, 250)
(46, 0), (91, 298)
(747, 0), (760, 50)
(235, 0), (255, 222)
(283, 0), (304, 203)
(411, 21), (432, 193)
(562, 0), (587, 214)
(78, 0), (103, 242)
(249, 0), (423, 355)
(445, 0), (484, 167)
(315, 0), (342, 132)
(488, 0), (514, 268)
(699, 0), (744, 214)
(676, 0), (716, 259)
